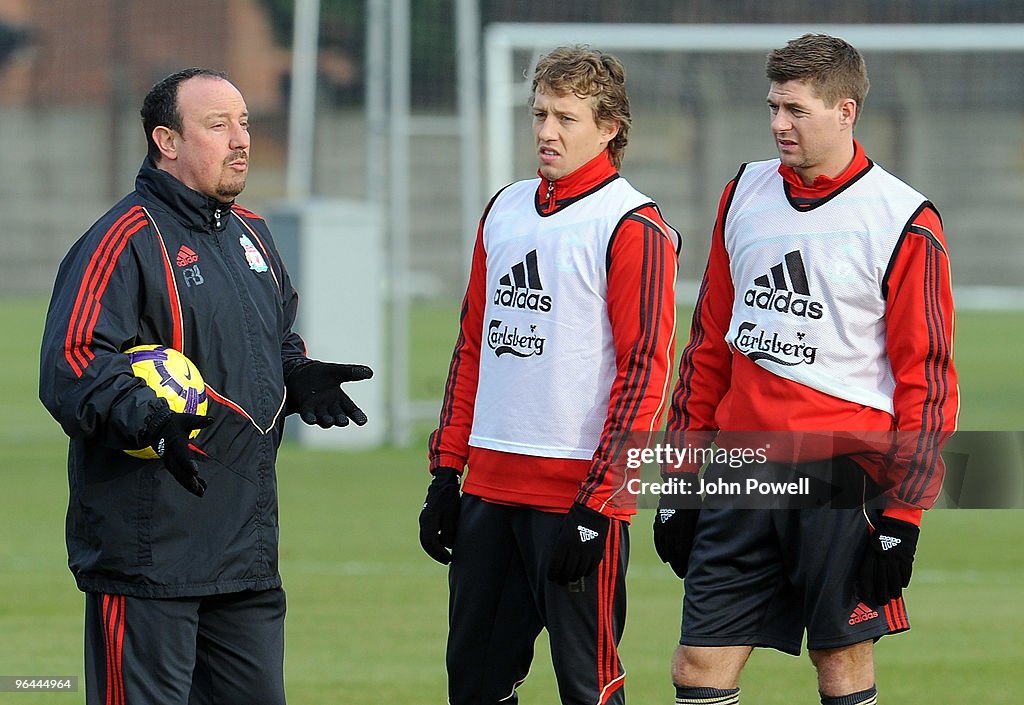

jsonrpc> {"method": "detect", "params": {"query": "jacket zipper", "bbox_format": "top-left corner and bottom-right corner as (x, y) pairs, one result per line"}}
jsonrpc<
(213, 207), (223, 230)
(545, 180), (556, 212)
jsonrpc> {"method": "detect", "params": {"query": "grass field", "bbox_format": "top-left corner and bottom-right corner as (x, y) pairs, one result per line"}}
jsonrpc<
(2, 297), (1023, 703)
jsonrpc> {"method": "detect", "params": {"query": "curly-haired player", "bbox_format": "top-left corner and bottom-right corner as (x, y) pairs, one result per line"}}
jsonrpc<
(422, 45), (680, 704)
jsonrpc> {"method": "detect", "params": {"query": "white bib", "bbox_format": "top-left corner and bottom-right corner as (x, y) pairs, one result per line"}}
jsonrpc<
(469, 176), (657, 458)
(724, 159), (928, 414)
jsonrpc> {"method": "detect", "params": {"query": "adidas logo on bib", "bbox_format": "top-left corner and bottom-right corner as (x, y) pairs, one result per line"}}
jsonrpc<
(743, 249), (824, 320)
(577, 525), (599, 542)
(493, 249), (553, 312)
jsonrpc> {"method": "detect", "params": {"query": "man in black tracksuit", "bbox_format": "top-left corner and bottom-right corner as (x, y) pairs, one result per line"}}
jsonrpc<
(38, 68), (371, 705)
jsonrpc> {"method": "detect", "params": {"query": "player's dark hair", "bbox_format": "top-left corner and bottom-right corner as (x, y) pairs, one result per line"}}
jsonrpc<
(765, 34), (870, 125)
(141, 68), (230, 162)
(530, 45), (631, 168)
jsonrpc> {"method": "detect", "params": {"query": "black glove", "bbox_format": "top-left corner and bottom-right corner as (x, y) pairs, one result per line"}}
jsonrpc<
(147, 412), (214, 497)
(547, 503), (611, 585)
(653, 491), (701, 580)
(286, 361), (373, 428)
(418, 467), (461, 565)
(857, 517), (920, 605)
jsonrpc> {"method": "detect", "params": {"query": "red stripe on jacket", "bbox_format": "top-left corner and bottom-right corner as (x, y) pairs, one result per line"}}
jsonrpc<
(154, 229), (184, 352)
(231, 204), (264, 220)
(65, 207), (147, 376)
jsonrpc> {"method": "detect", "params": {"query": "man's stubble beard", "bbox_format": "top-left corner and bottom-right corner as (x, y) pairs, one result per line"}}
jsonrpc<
(216, 175), (246, 201)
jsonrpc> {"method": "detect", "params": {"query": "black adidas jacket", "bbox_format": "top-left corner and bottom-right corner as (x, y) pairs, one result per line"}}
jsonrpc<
(39, 159), (310, 598)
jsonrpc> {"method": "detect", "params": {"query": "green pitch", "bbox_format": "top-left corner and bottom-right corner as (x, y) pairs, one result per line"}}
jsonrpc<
(2, 298), (1022, 703)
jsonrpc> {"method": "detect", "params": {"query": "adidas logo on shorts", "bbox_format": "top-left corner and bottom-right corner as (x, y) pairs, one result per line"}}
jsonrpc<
(577, 525), (599, 542)
(848, 601), (880, 625)
(659, 508), (676, 523)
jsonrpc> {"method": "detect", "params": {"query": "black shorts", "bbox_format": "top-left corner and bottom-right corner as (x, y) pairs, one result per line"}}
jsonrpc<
(681, 457), (911, 655)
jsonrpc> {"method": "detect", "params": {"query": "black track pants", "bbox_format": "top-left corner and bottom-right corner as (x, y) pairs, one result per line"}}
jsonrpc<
(84, 588), (286, 705)
(447, 495), (628, 705)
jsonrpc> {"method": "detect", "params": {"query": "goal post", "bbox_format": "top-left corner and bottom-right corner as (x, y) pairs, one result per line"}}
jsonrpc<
(483, 23), (1024, 302)
(485, 22), (1024, 192)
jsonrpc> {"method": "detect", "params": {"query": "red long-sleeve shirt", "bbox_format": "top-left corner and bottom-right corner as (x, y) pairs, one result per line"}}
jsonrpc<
(668, 142), (959, 525)
(429, 152), (679, 519)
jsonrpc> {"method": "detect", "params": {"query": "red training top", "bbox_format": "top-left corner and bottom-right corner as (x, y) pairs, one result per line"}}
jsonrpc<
(667, 141), (959, 525)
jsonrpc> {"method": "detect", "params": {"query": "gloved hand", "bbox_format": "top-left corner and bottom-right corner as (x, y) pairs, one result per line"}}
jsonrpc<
(857, 516), (920, 605)
(286, 361), (373, 428)
(547, 503), (611, 585)
(653, 489), (701, 579)
(418, 467), (461, 565)
(147, 412), (214, 497)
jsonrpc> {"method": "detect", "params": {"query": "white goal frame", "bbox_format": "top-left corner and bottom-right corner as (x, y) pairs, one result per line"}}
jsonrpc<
(484, 22), (1024, 195)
